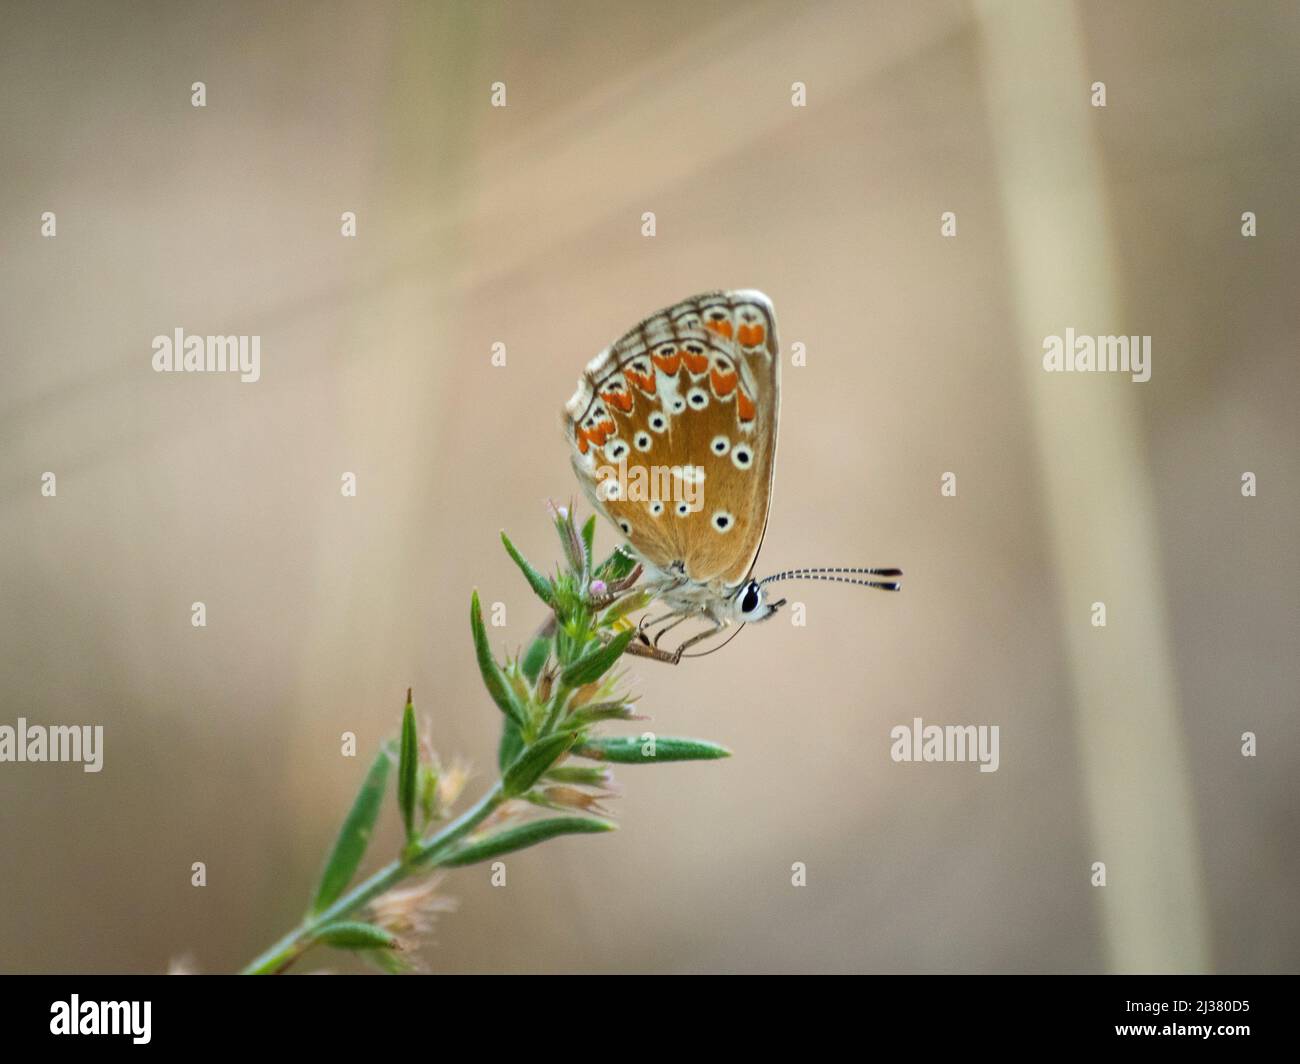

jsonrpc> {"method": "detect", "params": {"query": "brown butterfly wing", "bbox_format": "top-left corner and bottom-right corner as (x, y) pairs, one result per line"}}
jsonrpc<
(564, 290), (779, 589)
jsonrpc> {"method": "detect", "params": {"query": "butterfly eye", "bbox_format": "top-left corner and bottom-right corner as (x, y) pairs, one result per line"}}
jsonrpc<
(648, 412), (668, 432)
(606, 440), (630, 461)
(711, 511), (734, 533)
(634, 431), (652, 451)
(732, 445), (753, 469)
(618, 519), (632, 535)
(738, 580), (763, 617)
(670, 397), (686, 413)
(711, 435), (730, 455)
(649, 500), (664, 517)
(687, 387), (709, 409)
(675, 502), (691, 517)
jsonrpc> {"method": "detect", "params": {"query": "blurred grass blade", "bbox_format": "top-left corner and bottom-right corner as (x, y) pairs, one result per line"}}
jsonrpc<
(398, 691), (418, 843)
(561, 628), (636, 687)
(316, 921), (400, 952)
(501, 531), (555, 607)
(436, 816), (615, 867)
(502, 732), (577, 797)
(309, 749), (390, 915)
(471, 590), (527, 727)
(575, 736), (732, 763)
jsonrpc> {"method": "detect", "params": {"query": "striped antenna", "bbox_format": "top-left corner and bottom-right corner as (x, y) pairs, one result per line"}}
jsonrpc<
(758, 566), (902, 592)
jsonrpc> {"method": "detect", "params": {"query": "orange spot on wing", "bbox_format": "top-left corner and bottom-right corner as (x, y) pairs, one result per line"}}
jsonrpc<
(705, 319), (733, 339)
(710, 368), (737, 397)
(652, 351), (681, 375)
(737, 323), (765, 348)
(624, 367), (657, 394)
(682, 349), (709, 375)
(602, 389), (633, 413)
(737, 390), (756, 422)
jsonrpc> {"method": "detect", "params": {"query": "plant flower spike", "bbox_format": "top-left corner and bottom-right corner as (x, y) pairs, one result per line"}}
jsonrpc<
(241, 504), (730, 975)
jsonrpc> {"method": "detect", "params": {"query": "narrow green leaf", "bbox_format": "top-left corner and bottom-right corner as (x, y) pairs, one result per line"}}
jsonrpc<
(398, 693), (418, 843)
(418, 764), (439, 825)
(550, 503), (587, 575)
(309, 750), (390, 915)
(567, 700), (638, 727)
(363, 947), (410, 974)
(521, 635), (550, 684)
(561, 627), (636, 687)
(580, 514), (596, 583)
(601, 587), (653, 623)
(497, 716), (525, 772)
(436, 817), (615, 867)
(500, 532), (555, 606)
(502, 732), (577, 797)
(544, 764), (613, 786)
(471, 590), (527, 727)
(575, 735), (732, 763)
(595, 545), (637, 582)
(316, 921), (400, 952)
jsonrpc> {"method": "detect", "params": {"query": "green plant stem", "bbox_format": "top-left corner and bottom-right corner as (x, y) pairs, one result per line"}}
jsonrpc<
(241, 783), (505, 975)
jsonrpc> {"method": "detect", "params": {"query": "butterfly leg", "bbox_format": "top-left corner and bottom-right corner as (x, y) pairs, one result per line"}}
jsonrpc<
(636, 610), (679, 637)
(622, 619), (728, 665)
(665, 621), (730, 661)
(622, 638), (683, 665)
(650, 613), (693, 649)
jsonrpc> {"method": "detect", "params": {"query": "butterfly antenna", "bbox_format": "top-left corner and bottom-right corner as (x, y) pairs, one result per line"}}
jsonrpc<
(758, 566), (902, 592)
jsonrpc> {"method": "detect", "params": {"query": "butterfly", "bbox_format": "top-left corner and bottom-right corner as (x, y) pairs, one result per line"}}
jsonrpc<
(563, 289), (900, 663)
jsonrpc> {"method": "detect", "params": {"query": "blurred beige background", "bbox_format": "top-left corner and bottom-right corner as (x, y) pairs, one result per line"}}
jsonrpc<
(1, 0), (1296, 973)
